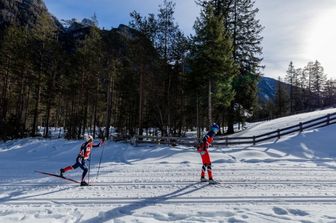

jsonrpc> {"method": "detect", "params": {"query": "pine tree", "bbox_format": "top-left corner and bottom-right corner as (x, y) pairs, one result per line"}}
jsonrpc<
(274, 77), (289, 117)
(310, 60), (326, 107)
(0, 26), (17, 137)
(30, 11), (58, 136)
(130, 11), (158, 44)
(198, 0), (264, 134)
(190, 4), (238, 133)
(129, 0), (187, 136)
(0, 26), (32, 139)
(75, 27), (102, 138)
(285, 61), (295, 113)
(324, 79), (336, 107)
(293, 68), (304, 111)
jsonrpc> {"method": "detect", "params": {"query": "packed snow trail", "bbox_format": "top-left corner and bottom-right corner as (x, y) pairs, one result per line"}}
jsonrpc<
(1, 121), (336, 222)
(1, 162), (336, 222)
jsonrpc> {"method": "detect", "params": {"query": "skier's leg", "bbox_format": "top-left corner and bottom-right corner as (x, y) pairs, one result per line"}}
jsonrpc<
(207, 163), (213, 180)
(203, 151), (213, 180)
(200, 150), (207, 179)
(201, 165), (206, 178)
(62, 166), (74, 172)
(68, 158), (81, 170)
(60, 157), (80, 176)
(79, 160), (88, 182)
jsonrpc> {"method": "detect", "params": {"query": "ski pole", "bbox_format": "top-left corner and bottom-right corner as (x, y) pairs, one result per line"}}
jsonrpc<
(96, 138), (106, 180)
(87, 153), (92, 184)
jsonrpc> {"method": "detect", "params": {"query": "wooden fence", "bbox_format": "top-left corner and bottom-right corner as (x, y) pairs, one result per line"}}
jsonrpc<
(132, 113), (336, 147)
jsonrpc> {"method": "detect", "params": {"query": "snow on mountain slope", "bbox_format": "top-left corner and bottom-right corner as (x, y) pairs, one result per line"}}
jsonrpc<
(1, 113), (336, 222)
(238, 107), (336, 137)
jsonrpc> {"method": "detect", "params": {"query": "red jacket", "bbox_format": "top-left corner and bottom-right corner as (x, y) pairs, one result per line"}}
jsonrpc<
(79, 141), (100, 159)
(197, 130), (215, 152)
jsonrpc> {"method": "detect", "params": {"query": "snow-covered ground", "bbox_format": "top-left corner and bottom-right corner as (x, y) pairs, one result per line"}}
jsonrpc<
(1, 110), (336, 223)
(237, 107), (336, 137)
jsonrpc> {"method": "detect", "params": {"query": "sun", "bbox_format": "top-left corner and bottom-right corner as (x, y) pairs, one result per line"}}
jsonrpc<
(305, 9), (336, 76)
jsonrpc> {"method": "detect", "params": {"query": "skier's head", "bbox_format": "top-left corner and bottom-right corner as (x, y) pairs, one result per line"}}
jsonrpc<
(211, 123), (220, 133)
(84, 134), (93, 142)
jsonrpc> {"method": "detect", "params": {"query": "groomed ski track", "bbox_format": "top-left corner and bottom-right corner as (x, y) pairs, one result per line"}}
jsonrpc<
(2, 163), (336, 222)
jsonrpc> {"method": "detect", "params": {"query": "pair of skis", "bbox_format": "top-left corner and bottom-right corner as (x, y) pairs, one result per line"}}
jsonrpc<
(35, 170), (84, 185)
(35, 170), (219, 186)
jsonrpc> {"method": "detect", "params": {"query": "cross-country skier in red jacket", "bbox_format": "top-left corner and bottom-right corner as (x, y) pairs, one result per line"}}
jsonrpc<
(197, 123), (219, 184)
(60, 134), (101, 186)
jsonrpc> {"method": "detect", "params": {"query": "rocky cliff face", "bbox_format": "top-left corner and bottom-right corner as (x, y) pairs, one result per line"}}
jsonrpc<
(0, 0), (61, 29)
(1, 0), (44, 26)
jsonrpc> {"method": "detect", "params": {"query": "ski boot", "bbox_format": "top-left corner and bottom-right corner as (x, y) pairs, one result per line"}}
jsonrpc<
(208, 178), (218, 184)
(60, 168), (65, 177)
(200, 176), (208, 182)
(80, 181), (89, 186)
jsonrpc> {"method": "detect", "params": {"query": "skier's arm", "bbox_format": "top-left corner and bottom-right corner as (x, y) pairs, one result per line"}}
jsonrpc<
(92, 139), (105, 148)
(203, 135), (211, 149)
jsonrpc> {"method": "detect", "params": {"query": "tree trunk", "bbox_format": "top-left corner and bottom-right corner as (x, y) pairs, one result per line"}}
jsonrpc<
(1, 63), (10, 124)
(93, 81), (99, 138)
(24, 85), (31, 133)
(32, 75), (41, 137)
(93, 103), (97, 138)
(227, 101), (235, 134)
(83, 90), (89, 136)
(196, 95), (200, 139)
(16, 76), (25, 128)
(105, 73), (113, 139)
(208, 78), (212, 126)
(138, 66), (144, 136)
(44, 100), (51, 138)
(167, 66), (171, 136)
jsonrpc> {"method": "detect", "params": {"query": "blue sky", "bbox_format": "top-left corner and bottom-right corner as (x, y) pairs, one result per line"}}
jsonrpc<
(44, 0), (336, 80)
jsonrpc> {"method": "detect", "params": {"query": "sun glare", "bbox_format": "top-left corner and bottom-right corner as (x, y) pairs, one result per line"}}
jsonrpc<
(305, 9), (336, 77)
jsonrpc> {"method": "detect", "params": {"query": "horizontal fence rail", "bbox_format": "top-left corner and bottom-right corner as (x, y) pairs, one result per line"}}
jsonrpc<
(131, 113), (336, 147)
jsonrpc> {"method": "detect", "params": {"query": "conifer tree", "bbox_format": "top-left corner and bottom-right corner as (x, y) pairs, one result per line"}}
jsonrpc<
(324, 79), (336, 106)
(0, 26), (32, 139)
(285, 61), (295, 113)
(274, 77), (289, 116)
(74, 27), (102, 138)
(190, 4), (237, 132)
(30, 11), (58, 136)
(198, 0), (264, 133)
(129, 0), (187, 136)
(309, 60), (327, 107)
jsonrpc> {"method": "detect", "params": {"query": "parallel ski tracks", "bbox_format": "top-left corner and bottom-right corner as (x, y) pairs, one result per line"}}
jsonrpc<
(2, 179), (336, 187)
(2, 166), (336, 207)
(3, 195), (336, 206)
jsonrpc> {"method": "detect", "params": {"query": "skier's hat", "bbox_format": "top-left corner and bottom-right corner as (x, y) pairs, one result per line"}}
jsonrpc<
(84, 134), (93, 141)
(211, 123), (220, 132)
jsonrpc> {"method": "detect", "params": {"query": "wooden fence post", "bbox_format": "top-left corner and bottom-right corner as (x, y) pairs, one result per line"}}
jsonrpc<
(131, 136), (137, 147)
(327, 114), (330, 125)
(299, 122), (303, 132)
